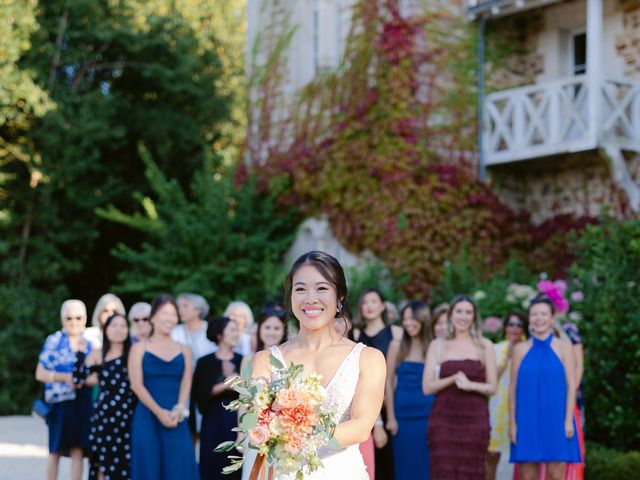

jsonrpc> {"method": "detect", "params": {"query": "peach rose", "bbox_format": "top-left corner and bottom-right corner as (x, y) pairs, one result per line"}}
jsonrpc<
(248, 425), (270, 446)
(273, 388), (300, 411)
(284, 434), (303, 454)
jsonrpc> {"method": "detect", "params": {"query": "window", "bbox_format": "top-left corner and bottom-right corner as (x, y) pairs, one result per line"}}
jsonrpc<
(572, 32), (587, 75)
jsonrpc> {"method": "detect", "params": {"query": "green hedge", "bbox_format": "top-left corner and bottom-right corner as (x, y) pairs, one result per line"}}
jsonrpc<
(570, 218), (640, 450)
(586, 443), (640, 479)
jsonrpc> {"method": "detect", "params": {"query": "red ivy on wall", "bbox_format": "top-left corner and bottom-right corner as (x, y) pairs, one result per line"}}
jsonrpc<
(246, 0), (594, 299)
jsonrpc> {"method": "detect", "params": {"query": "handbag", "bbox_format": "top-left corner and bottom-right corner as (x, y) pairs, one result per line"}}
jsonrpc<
(31, 398), (51, 421)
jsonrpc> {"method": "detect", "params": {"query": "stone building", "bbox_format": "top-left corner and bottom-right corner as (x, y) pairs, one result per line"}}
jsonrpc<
(471, 0), (640, 223)
(247, 0), (640, 258)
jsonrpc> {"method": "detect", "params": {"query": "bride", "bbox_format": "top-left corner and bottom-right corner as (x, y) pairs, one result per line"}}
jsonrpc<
(251, 251), (386, 479)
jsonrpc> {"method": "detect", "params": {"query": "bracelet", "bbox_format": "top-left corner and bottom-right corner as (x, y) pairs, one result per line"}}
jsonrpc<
(172, 404), (189, 422)
(49, 371), (55, 383)
(375, 419), (384, 427)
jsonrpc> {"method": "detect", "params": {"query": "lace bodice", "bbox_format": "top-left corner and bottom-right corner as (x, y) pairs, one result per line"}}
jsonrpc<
(270, 343), (366, 424)
(268, 343), (369, 479)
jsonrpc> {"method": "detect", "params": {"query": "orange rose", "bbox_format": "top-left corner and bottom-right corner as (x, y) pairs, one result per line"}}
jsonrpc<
(280, 404), (318, 434)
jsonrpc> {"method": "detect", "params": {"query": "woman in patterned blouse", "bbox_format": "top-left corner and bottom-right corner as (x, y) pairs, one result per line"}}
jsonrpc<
(35, 299), (93, 480)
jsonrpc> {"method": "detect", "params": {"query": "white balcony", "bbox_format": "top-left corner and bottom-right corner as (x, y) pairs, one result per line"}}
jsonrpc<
(483, 76), (640, 165)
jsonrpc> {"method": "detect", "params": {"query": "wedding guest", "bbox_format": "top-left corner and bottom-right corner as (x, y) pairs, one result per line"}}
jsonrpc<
(224, 300), (255, 356)
(192, 317), (243, 480)
(385, 301), (434, 480)
(172, 293), (216, 439)
(510, 296), (581, 480)
(129, 302), (152, 343)
(35, 299), (93, 480)
(385, 301), (400, 325)
(241, 307), (289, 480)
(173, 293), (217, 362)
(128, 294), (199, 480)
(73, 313), (136, 479)
(431, 303), (449, 339)
(85, 293), (126, 349)
(356, 289), (403, 480)
(486, 312), (528, 480)
(562, 320), (585, 480)
(423, 295), (497, 479)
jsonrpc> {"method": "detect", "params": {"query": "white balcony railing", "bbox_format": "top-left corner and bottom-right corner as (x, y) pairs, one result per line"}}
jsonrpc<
(483, 76), (640, 165)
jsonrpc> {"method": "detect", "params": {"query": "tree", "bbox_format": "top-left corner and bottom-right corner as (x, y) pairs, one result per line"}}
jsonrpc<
(99, 145), (298, 315)
(0, 0), (235, 412)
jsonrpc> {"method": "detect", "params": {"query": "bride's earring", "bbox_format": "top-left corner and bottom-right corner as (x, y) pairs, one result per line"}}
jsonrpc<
(337, 301), (343, 314)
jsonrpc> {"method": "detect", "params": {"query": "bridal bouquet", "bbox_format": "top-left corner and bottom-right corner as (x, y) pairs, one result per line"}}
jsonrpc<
(215, 354), (339, 479)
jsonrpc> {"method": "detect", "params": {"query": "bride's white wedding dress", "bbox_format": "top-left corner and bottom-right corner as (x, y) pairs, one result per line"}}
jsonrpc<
(269, 343), (369, 480)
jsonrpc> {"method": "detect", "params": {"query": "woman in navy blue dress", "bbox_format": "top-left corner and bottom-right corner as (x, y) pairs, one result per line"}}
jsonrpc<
(128, 294), (199, 480)
(385, 301), (434, 480)
(36, 299), (93, 480)
(510, 296), (581, 480)
(192, 316), (243, 480)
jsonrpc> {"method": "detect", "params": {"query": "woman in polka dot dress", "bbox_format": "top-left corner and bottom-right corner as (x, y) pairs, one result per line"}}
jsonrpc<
(74, 312), (136, 479)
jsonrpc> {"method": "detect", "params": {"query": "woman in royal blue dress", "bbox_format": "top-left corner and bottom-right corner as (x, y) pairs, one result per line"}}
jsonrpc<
(128, 294), (199, 480)
(385, 300), (434, 480)
(509, 296), (581, 480)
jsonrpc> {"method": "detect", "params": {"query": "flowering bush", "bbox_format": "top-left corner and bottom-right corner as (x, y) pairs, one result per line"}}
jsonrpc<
(215, 355), (338, 478)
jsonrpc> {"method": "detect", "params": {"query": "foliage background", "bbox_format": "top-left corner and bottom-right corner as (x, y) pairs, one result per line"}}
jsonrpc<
(0, 0), (299, 414)
(1, 1), (639, 457)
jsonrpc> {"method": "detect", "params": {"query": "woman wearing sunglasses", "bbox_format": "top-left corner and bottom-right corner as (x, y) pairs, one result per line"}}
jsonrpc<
(35, 299), (93, 480)
(129, 302), (153, 342)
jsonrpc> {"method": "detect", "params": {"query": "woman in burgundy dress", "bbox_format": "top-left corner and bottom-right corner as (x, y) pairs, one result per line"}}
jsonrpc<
(422, 295), (497, 479)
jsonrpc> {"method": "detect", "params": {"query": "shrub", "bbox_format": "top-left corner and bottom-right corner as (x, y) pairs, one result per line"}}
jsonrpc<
(585, 443), (640, 479)
(570, 218), (640, 450)
(0, 282), (68, 413)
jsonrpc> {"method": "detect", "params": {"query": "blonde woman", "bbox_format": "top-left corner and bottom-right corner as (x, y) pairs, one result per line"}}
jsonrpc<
(84, 293), (126, 349)
(423, 294), (497, 479)
(224, 300), (255, 356)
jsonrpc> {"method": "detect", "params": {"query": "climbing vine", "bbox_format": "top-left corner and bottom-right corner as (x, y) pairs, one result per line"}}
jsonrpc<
(246, 0), (590, 298)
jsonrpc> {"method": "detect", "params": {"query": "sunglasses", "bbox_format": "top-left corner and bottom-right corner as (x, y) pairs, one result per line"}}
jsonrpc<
(65, 316), (84, 321)
(506, 321), (524, 328)
(133, 317), (149, 323)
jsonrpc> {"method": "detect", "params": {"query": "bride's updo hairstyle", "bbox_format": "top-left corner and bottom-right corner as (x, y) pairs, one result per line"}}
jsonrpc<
(284, 251), (348, 320)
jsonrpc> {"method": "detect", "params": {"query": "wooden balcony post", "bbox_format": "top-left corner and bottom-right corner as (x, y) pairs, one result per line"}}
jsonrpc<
(586, 0), (603, 147)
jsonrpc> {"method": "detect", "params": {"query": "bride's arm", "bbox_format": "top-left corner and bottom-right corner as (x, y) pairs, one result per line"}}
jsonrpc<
(333, 347), (386, 447)
(251, 350), (272, 380)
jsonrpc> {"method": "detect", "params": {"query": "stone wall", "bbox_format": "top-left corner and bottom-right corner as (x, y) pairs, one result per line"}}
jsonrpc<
(616, 0), (640, 78)
(488, 152), (640, 224)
